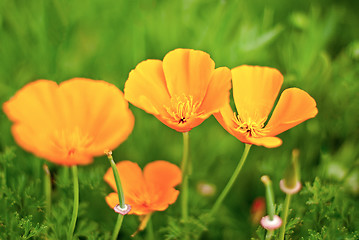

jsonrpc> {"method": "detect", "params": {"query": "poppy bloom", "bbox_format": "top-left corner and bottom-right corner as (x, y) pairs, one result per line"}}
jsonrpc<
(124, 48), (231, 132)
(104, 160), (182, 215)
(215, 65), (318, 148)
(3, 78), (134, 166)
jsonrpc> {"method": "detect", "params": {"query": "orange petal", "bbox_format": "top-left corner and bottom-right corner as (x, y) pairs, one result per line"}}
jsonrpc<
(144, 160), (182, 190)
(128, 203), (153, 215)
(104, 161), (146, 200)
(58, 78), (134, 156)
(150, 188), (180, 211)
(144, 161), (181, 212)
(198, 67), (232, 113)
(214, 104), (248, 143)
(162, 49), (215, 101)
(105, 192), (150, 215)
(3, 80), (60, 130)
(246, 137), (283, 148)
(105, 192), (119, 209)
(232, 65), (283, 122)
(155, 114), (206, 132)
(265, 88), (318, 136)
(124, 59), (171, 116)
(2, 80), (81, 165)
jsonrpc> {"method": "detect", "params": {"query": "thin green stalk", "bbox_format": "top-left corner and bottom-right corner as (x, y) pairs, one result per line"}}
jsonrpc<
(263, 176), (275, 220)
(105, 150), (127, 240)
(266, 230), (274, 240)
(3, 156), (8, 236)
(279, 194), (292, 240)
(67, 166), (79, 240)
(43, 164), (52, 219)
(180, 132), (190, 222)
(209, 144), (251, 217)
(146, 218), (155, 240)
(107, 152), (126, 208)
(111, 215), (124, 240)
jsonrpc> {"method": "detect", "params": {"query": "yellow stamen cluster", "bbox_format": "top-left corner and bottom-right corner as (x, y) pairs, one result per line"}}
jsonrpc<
(165, 95), (202, 124)
(232, 113), (267, 137)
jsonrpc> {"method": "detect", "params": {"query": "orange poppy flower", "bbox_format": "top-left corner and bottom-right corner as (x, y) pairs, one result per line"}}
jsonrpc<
(104, 160), (182, 215)
(3, 78), (134, 166)
(124, 48), (231, 132)
(214, 65), (318, 148)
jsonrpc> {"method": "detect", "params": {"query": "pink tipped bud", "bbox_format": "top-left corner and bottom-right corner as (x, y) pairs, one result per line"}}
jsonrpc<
(280, 179), (302, 195)
(260, 215), (282, 230)
(114, 204), (131, 215)
(283, 149), (300, 189)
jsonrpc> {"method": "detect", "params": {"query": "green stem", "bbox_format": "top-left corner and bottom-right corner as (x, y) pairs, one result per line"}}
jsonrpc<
(146, 218), (155, 240)
(111, 214), (124, 240)
(209, 144), (251, 217)
(263, 177), (275, 220)
(279, 194), (292, 240)
(180, 132), (190, 222)
(108, 154), (126, 208)
(106, 151), (127, 240)
(43, 164), (52, 219)
(266, 230), (274, 240)
(67, 166), (79, 240)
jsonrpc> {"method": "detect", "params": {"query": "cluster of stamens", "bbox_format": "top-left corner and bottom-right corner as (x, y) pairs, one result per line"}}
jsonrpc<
(52, 127), (93, 157)
(165, 95), (202, 124)
(232, 113), (267, 137)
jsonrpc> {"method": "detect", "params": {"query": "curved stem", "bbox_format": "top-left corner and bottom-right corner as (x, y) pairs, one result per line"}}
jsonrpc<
(67, 165), (79, 240)
(209, 144), (251, 217)
(111, 215), (124, 240)
(180, 132), (190, 222)
(279, 194), (292, 240)
(43, 164), (52, 219)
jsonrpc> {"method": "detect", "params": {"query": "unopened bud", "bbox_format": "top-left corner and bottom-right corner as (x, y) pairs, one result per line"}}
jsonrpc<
(281, 149), (301, 194)
(261, 175), (275, 220)
(104, 149), (114, 161)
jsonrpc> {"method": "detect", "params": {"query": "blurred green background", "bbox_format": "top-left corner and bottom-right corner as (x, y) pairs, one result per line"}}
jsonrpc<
(1, 0), (359, 239)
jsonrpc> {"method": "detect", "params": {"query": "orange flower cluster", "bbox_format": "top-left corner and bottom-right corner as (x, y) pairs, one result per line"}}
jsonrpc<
(2, 48), (318, 217)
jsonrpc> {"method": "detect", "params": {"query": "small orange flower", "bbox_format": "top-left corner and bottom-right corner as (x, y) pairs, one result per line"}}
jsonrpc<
(104, 160), (182, 215)
(3, 78), (134, 165)
(124, 48), (231, 132)
(215, 65), (318, 148)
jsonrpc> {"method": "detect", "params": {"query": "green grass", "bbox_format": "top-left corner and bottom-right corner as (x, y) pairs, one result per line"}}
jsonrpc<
(1, 0), (359, 239)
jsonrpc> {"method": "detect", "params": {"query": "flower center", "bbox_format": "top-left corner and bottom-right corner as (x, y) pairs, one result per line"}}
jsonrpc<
(232, 113), (267, 137)
(52, 127), (93, 157)
(165, 95), (202, 124)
